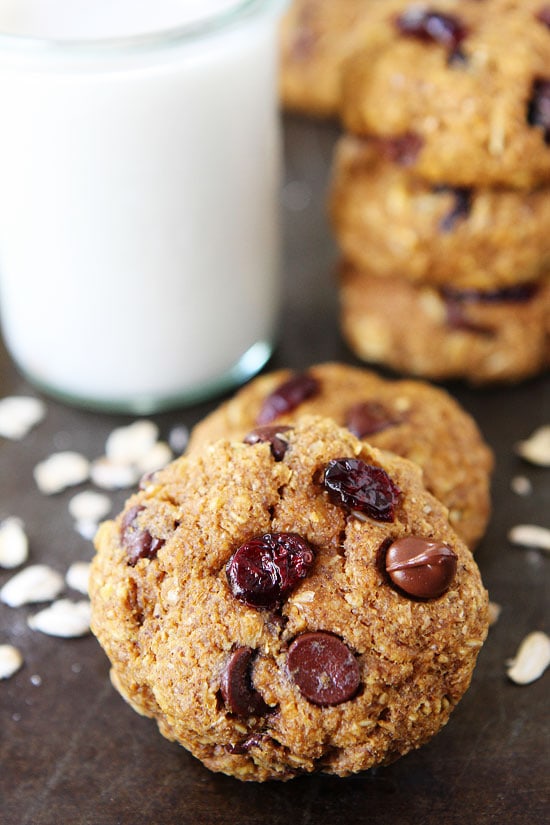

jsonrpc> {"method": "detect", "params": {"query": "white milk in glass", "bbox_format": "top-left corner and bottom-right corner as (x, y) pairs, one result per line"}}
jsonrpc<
(0, 0), (285, 411)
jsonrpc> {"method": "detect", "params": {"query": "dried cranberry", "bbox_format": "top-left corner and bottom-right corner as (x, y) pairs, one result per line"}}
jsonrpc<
(290, 3), (318, 60)
(442, 283), (539, 305)
(287, 632), (360, 706)
(444, 299), (494, 336)
(434, 186), (472, 231)
(377, 133), (424, 166)
(395, 9), (468, 51)
(220, 647), (270, 717)
(527, 78), (550, 144)
(226, 532), (315, 609)
(256, 373), (320, 425)
(120, 505), (165, 566)
(536, 6), (550, 27)
(322, 458), (401, 522)
(442, 284), (537, 336)
(345, 401), (399, 438)
(243, 425), (292, 461)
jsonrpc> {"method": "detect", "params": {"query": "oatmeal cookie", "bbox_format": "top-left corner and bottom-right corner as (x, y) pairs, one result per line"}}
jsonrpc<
(339, 263), (550, 383)
(330, 135), (550, 290)
(340, 0), (550, 188)
(279, 0), (376, 118)
(188, 362), (493, 549)
(90, 415), (489, 782)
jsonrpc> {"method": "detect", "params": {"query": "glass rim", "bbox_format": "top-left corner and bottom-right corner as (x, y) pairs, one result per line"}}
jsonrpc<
(0, 0), (285, 55)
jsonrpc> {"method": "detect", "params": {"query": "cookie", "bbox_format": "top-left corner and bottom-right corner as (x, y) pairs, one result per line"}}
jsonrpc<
(279, 0), (376, 118)
(90, 415), (489, 781)
(340, 0), (550, 188)
(339, 263), (550, 383)
(330, 135), (550, 290)
(188, 362), (493, 549)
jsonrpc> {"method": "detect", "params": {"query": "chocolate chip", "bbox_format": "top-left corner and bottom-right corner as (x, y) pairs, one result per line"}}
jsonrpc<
(527, 78), (550, 144)
(220, 647), (270, 717)
(120, 505), (165, 566)
(377, 133), (424, 166)
(256, 373), (320, 426)
(345, 401), (400, 438)
(385, 536), (457, 599)
(536, 6), (550, 27)
(322, 458), (401, 522)
(226, 532), (315, 609)
(287, 632), (360, 706)
(434, 186), (472, 232)
(243, 425), (292, 461)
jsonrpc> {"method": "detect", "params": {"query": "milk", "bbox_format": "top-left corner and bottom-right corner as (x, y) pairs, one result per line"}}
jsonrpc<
(0, 0), (284, 411)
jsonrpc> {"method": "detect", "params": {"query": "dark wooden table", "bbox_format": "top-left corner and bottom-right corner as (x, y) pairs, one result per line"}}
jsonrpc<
(1, 115), (549, 825)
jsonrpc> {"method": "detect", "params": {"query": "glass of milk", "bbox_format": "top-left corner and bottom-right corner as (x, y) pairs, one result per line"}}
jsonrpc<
(0, 0), (286, 412)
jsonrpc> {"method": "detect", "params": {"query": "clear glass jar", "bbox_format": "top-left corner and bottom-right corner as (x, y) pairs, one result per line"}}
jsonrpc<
(0, 0), (287, 412)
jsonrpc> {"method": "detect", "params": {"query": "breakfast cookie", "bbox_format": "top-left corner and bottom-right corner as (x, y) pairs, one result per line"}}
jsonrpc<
(188, 362), (493, 549)
(90, 415), (489, 782)
(279, 0), (376, 118)
(330, 135), (550, 290)
(340, 0), (550, 188)
(339, 263), (550, 383)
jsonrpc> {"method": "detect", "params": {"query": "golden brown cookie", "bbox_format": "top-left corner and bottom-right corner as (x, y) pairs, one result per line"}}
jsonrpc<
(90, 415), (489, 782)
(340, 0), (550, 188)
(188, 362), (493, 549)
(279, 0), (376, 118)
(339, 263), (550, 384)
(330, 135), (550, 290)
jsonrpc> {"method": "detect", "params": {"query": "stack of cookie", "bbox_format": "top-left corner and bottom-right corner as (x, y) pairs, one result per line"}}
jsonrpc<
(329, 0), (550, 383)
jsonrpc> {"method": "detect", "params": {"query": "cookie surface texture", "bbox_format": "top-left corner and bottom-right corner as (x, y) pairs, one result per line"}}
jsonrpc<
(330, 135), (550, 290)
(340, 0), (550, 188)
(279, 0), (376, 117)
(339, 266), (550, 385)
(188, 363), (493, 549)
(90, 416), (489, 781)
